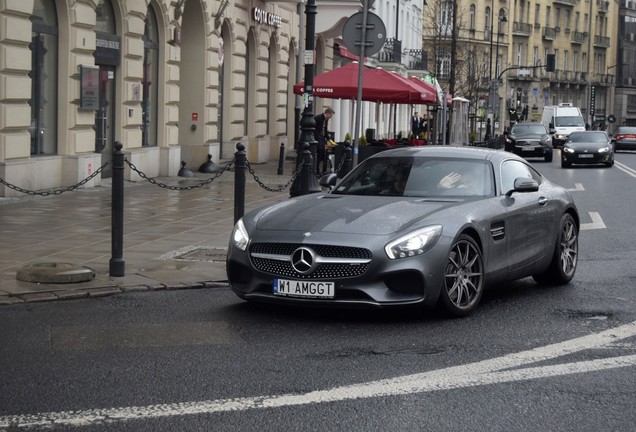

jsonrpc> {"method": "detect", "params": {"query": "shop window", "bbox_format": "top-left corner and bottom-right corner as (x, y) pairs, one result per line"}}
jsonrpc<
(29, 0), (58, 156)
(142, 5), (159, 147)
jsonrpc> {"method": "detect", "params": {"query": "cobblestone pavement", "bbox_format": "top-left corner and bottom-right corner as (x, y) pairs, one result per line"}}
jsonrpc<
(0, 158), (299, 305)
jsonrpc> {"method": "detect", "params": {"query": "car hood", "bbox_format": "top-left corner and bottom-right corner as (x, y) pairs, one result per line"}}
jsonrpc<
(566, 143), (608, 151)
(510, 133), (549, 141)
(252, 194), (458, 235)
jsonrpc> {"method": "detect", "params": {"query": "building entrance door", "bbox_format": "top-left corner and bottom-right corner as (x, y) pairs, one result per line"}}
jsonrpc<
(95, 65), (115, 177)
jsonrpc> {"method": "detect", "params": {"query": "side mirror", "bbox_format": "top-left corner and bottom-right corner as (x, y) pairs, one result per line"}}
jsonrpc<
(505, 177), (539, 197)
(319, 173), (338, 189)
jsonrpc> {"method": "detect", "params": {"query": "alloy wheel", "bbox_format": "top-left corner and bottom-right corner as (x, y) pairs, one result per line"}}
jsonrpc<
(444, 239), (484, 311)
(560, 218), (578, 277)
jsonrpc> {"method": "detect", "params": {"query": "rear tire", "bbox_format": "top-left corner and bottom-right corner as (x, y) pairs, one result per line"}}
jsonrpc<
(438, 235), (484, 317)
(533, 213), (578, 286)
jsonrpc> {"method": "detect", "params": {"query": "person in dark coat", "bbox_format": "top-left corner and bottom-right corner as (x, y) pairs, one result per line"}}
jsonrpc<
(314, 107), (334, 174)
(411, 112), (424, 136)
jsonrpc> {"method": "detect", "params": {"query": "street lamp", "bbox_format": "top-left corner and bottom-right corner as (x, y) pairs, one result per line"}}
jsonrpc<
(494, 11), (508, 83)
(290, 0), (320, 197)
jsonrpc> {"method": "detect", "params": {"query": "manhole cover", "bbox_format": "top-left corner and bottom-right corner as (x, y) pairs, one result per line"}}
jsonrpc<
(16, 262), (95, 284)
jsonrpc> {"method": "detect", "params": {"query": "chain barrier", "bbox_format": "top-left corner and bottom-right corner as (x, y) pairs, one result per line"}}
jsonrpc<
(246, 160), (302, 192)
(124, 159), (234, 191)
(0, 162), (109, 196)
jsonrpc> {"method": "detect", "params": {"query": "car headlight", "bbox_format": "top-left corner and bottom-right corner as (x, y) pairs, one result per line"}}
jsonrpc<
(231, 218), (250, 251)
(556, 134), (566, 139)
(563, 147), (575, 153)
(598, 147), (610, 153)
(385, 225), (442, 259)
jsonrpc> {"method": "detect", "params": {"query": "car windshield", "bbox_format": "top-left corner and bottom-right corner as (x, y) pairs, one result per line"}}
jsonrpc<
(555, 116), (585, 127)
(511, 125), (547, 135)
(331, 156), (495, 198)
(568, 132), (608, 143)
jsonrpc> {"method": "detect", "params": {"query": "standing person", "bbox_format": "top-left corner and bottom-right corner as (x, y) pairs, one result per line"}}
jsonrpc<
(314, 107), (334, 174)
(485, 118), (492, 141)
(411, 112), (422, 136)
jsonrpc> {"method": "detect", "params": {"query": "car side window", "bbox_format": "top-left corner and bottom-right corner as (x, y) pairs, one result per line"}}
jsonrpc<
(501, 160), (541, 194)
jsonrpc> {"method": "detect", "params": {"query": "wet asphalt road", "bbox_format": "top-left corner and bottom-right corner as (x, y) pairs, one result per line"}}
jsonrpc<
(1, 150), (635, 431)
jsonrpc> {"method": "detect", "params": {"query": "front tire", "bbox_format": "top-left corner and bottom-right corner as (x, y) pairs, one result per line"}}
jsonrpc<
(533, 213), (578, 285)
(561, 160), (570, 168)
(438, 235), (484, 317)
(545, 153), (553, 162)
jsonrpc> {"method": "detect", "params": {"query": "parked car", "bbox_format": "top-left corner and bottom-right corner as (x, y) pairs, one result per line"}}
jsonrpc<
(612, 126), (636, 151)
(504, 122), (553, 161)
(227, 147), (579, 317)
(561, 131), (614, 168)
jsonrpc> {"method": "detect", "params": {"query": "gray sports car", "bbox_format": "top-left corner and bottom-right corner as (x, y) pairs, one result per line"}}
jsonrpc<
(227, 147), (579, 317)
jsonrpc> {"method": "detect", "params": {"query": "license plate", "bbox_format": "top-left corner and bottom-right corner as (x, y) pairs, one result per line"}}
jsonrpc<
(578, 154), (594, 158)
(521, 147), (535, 151)
(273, 278), (335, 298)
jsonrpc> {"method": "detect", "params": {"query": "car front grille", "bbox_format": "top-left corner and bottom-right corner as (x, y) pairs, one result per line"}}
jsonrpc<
(517, 139), (540, 146)
(250, 243), (372, 279)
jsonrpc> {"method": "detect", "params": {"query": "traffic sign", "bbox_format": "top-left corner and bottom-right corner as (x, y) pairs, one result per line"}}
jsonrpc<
(342, 11), (386, 57)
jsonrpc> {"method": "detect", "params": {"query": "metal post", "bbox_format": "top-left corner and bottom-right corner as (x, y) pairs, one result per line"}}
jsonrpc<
(299, 142), (313, 195)
(234, 143), (246, 224)
(109, 141), (125, 277)
(343, 141), (353, 177)
(277, 142), (285, 175)
(290, 0), (320, 197)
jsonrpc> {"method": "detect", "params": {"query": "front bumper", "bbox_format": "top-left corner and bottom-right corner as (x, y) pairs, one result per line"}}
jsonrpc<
(562, 151), (613, 165)
(226, 232), (452, 309)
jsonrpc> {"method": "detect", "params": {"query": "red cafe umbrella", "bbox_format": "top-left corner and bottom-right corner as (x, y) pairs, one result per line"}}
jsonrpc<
(407, 77), (439, 105)
(380, 71), (437, 105)
(293, 62), (421, 104)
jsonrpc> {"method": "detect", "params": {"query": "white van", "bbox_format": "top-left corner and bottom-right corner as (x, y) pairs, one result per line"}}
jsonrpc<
(541, 103), (586, 147)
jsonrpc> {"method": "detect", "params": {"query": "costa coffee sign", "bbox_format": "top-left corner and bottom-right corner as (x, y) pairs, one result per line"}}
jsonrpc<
(252, 7), (281, 28)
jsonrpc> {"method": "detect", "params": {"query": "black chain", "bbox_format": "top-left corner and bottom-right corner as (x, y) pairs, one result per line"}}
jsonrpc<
(0, 162), (109, 196)
(125, 159), (234, 190)
(246, 160), (303, 192)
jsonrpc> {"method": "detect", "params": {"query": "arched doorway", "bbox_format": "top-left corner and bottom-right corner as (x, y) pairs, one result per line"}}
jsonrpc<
(178, 0), (205, 149)
(29, 0), (58, 156)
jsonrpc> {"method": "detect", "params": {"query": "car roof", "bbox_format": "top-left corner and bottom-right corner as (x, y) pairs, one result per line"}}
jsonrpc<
(370, 145), (518, 163)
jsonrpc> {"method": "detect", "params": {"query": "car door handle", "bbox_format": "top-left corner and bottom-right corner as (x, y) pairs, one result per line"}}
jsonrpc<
(538, 197), (548, 206)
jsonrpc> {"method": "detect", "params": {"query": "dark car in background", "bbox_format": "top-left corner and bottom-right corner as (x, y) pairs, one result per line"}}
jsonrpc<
(227, 147), (579, 317)
(561, 131), (614, 168)
(612, 126), (636, 151)
(504, 122), (553, 162)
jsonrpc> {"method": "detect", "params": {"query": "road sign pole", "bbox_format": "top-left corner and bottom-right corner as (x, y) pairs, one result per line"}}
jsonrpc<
(352, 0), (370, 167)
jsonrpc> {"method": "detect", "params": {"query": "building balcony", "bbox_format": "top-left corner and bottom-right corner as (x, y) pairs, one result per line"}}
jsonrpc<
(571, 31), (587, 44)
(406, 49), (427, 71)
(378, 38), (402, 64)
(512, 22), (532, 36)
(553, 0), (576, 5)
(596, 0), (609, 13)
(594, 35), (610, 48)
(543, 27), (556, 40)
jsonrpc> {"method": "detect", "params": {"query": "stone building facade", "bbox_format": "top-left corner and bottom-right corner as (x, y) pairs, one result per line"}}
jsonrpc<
(0, 0), (300, 197)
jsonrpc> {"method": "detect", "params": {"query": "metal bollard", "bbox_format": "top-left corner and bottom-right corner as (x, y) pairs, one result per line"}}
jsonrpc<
(342, 141), (353, 177)
(109, 141), (125, 277)
(277, 142), (285, 175)
(234, 143), (246, 224)
(299, 142), (313, 196)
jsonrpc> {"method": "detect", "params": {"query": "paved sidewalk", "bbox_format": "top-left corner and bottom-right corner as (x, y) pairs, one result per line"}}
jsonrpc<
(0, 158), (298, 305)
